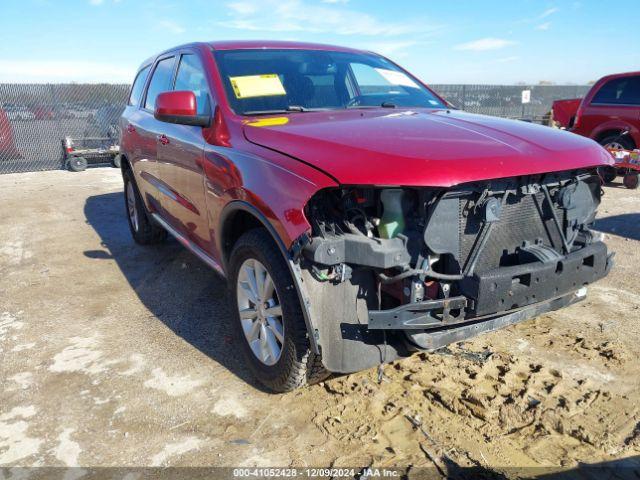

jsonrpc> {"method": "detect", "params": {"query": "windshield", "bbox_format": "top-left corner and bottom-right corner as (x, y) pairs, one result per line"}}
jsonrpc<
(213, 49), (447, 115)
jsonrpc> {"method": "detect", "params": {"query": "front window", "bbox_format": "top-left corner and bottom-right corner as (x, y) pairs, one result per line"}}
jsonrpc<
(174, 54), (211, 115)
(213, 49), (446, 115)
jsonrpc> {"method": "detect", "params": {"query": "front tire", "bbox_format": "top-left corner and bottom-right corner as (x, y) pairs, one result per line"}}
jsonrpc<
(123, 168), (167, 245)
(228, 229), (328, 392)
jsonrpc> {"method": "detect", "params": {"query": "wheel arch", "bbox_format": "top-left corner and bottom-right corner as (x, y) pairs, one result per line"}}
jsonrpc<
(119, 154), (138, 190)
(593, 126), (638, 148)
(594, 128), (625, 143)
(218, 200), (290, 274)
(218, 200), (320, 354)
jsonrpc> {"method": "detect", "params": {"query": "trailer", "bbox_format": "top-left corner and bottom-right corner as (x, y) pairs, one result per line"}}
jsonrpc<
(601, 148), (640, 189)
(62, 136), (120, 172)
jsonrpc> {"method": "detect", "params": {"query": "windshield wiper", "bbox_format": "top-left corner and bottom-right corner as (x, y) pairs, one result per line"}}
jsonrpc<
(244, 105), (325, 116)
(285, 105), (335, 112)
(345, 105), (379, 110)
(346, 102), (398, 110)
(243, 109), (295, 116)
(286, 105), (306, 112)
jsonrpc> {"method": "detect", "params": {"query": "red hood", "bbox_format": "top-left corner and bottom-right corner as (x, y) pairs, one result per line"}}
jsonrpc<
(242, 108), (612, 187)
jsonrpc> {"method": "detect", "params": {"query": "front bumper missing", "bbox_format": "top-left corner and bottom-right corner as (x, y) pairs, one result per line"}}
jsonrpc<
(368, 241), (612, 332)
(402, 291), (583, 351)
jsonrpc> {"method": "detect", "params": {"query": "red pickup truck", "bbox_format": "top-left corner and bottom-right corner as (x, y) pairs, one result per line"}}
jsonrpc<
(552, 71), (640, 150)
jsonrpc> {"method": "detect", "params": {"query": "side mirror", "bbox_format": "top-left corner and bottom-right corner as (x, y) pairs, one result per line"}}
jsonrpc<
(154, 91), (210, 127)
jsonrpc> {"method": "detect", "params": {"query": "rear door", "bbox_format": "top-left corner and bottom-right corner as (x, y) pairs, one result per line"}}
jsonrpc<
(138, 54), (178, 217)
(156, 50), (212, 252)
(120, 64), (158, 209)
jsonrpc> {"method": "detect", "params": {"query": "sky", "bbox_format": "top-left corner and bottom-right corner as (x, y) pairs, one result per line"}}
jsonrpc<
(1, 0), (638, 85)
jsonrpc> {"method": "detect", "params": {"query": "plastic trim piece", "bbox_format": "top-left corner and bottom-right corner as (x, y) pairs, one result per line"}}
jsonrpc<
(406, 291), (582, 351)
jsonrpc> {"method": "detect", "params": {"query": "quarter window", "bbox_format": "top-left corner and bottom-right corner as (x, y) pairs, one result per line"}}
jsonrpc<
(128, 65), (150, 107)
(174, 54), (210, 115)
(144, 57), (175, 111)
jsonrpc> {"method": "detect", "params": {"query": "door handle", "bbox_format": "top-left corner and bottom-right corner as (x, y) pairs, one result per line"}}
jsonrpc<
(158, 134), (170, 145)
(126, 124), (136, 133)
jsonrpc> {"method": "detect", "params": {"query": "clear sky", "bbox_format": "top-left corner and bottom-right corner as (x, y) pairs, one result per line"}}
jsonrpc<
(1, 0), (638, 84)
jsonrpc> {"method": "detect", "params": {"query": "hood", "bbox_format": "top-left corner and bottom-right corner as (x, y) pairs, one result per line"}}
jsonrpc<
(242, 108), (612, 187)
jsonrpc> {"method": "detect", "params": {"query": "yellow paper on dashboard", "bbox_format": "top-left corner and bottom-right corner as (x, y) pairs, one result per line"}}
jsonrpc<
(229, 74), (286, 99)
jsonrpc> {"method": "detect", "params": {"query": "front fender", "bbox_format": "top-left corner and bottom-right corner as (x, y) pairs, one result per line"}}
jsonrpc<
(202, 144), (337, 256)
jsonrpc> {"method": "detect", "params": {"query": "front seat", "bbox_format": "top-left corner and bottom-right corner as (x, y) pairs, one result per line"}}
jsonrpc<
(284, 75), (315, 107)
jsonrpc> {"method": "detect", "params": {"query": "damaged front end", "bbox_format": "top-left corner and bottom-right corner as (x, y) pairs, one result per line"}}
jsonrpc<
(295, 169), (614, 373)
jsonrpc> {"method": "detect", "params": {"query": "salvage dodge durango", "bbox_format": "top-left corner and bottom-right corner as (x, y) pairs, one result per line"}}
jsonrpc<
(120, 41), (614, 392)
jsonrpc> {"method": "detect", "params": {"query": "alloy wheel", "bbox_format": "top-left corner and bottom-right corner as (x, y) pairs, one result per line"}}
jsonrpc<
(236, 258), (284, 366)
(126, 181), (139, 232)
(605, 141), (625, 150)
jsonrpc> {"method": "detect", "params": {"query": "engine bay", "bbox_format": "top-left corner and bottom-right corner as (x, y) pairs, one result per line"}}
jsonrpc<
(300, 168), (611, 346)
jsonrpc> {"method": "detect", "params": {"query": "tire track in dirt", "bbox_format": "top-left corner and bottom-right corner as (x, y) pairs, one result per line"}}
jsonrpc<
(312, 331), (639, 471)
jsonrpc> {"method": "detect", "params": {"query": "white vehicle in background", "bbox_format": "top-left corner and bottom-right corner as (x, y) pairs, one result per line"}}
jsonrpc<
(3, 104), (35, 121)
(68, 106), (95, 119)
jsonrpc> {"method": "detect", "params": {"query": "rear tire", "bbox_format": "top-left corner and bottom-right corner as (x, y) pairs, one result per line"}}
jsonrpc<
(599, 133), (635, 151)
(623, 173), (639, 189)
(228, 229), (328, 392)
(123, 168), (167, 245)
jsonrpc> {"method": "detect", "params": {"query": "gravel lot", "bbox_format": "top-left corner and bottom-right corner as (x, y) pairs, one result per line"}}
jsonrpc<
(1, 168), (639, 476)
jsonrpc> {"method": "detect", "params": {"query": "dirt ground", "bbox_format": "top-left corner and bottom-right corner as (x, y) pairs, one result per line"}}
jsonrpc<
(1, 168), (639, 477)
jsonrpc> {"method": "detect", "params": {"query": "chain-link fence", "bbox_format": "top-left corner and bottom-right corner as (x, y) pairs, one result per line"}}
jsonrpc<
(431, 84), (591, 120)
(0, 84), (129, 174)
(0, 83), (590, 175)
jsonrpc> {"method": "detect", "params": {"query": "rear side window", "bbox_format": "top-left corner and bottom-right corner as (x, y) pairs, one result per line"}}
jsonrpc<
(144, 57), (176, 111)
(592, 76), (640, 105)
(128, 65), (150, 106)
(174, 54), (210, 115)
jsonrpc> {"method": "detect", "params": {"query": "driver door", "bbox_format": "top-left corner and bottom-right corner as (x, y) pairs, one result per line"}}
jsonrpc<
(156, 51), (212, 252)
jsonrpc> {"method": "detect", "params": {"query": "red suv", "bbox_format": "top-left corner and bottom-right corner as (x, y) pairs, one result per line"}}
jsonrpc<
(552, 71), (640, 150)
(120, 41), (613, 392)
